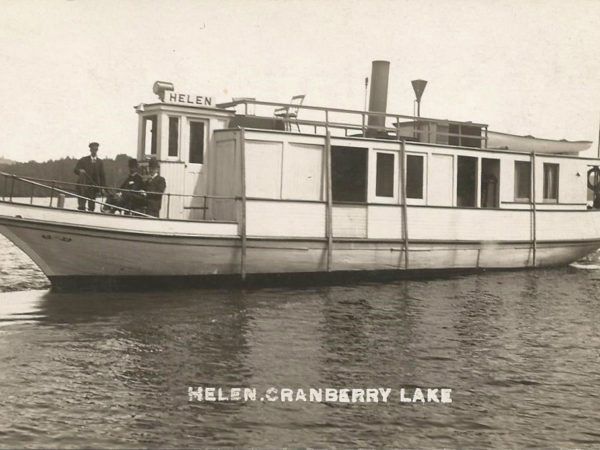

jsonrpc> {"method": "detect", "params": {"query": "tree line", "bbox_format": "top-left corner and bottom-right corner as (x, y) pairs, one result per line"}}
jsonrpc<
(0, 155), (132, 197)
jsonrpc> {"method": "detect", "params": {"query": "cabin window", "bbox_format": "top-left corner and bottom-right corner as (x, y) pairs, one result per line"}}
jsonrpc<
(481, 158), (500, 208)
(143, 115), (157, 155)
(543, 163), (559, 202)
(168, 117), (179, 157)
(457, 156), (477, 207)
(448, 124), (482, 148)
(406, 154), (424, 199)
(375, 153), (394, 197)
(514, 161), (531, 201)
(332, 146), (367, 202)
(189, 121), (205, 164)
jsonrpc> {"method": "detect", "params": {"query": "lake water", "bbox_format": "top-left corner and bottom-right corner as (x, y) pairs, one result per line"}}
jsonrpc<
(1, 234), (600, 447)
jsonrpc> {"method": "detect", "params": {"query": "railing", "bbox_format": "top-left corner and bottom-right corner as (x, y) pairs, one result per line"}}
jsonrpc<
(217, 99), (489, 148)
(0, 171), (238, 221)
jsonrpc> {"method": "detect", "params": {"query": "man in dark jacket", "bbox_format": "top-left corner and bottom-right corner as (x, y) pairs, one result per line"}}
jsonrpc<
(119, 158), (145, 214)
(74, 142), (106, 211)
(145, 158), (167, 217)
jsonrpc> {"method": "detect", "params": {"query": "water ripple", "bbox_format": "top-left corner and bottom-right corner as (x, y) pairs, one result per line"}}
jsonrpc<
(1, 237), (600, 446)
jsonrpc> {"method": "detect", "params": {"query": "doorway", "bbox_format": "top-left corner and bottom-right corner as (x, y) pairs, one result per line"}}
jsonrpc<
(457, 156), (477, 207)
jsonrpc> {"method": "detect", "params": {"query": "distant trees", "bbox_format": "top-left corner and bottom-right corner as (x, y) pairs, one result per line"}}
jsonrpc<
(0, 155), (131, 197)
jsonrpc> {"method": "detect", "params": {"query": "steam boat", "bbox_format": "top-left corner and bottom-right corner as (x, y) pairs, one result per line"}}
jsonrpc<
(1, 61), (600, 290)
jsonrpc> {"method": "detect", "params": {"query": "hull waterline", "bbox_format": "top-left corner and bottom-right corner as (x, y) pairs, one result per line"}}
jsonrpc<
(1, 203), (599, 291)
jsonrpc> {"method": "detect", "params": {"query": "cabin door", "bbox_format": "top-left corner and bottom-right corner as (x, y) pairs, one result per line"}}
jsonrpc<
(331, 145), (368, 237)
(184, 120), (208, 220)
(457, 156), (478, 207)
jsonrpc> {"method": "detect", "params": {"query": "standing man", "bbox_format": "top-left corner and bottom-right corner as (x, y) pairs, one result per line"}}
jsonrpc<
(145, 158), (167, 217)
(119, 158), (145, 214)
(74, 142), (106, 211)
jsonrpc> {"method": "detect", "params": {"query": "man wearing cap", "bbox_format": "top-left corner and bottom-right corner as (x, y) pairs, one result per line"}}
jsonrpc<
(145, 158), (167, 217)
(74, 142), (106, 211)
(119, 158), (145, 214)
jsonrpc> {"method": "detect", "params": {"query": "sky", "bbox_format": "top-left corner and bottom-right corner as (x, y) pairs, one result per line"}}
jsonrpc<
(0, 0), (599, 162)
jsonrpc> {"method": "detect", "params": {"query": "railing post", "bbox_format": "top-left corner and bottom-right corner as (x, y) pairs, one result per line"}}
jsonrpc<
(361, 111), (366, 136)
(484, 125), (489, 148)
(531, 152), (537, 267)
(166, 193), (171, 219)
(325, 130), (333, 271)
(240, 128), (248, 281)
(30, 183), (34, 204)
(3, 175), (7, 201)
(400, 139), (409, 270)
(49, 181), (55, 207)
(10, 175), (15, 202)
(203, 195), (207, 220)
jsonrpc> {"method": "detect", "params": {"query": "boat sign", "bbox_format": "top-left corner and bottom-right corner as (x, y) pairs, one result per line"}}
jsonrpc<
(163, 92), (214, 107)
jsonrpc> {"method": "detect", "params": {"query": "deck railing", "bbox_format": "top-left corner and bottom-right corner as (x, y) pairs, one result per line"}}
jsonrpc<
(0, 171), (238, 220)
(217, 99), (489, 147)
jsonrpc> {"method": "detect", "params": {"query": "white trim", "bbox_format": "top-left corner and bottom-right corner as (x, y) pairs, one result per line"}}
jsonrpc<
(369, 149), (398, 204)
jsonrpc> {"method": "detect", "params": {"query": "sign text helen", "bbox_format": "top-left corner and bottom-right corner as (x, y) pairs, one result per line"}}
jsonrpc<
(164, 92), (214, 106)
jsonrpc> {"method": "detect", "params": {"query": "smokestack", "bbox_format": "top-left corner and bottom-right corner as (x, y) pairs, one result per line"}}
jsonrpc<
(367, 60), (390, 136)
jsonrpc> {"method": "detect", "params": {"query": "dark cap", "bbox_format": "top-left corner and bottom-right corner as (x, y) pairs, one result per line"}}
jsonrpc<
(148, 158), (159, 169)
(89, 142), (99, 149)
(128, 158), (138, 168)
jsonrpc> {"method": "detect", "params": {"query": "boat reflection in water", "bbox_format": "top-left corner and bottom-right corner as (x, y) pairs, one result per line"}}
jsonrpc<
(1, 265), (600, 446)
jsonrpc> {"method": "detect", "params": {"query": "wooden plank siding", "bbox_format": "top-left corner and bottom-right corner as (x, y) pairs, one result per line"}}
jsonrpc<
(206, 129), (593, 244)
(246, 200), (326, 238)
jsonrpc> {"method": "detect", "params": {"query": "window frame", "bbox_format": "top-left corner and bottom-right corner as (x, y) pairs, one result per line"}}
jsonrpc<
(543, 162), (559, 203)
(370, 150), (397, 203)
(142, 115), (158, 157)
(406, 153), (426, 203)
(456, 155), (479, 208)
(514, 160), (531, 203)
(167, 115), (180, 159)
(188, 119), (207, 165)
(331, 145), (369, 204)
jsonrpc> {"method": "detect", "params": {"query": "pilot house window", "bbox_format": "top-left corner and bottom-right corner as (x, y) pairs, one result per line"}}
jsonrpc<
(168, 117), (179, 157)
(189, 121), (205, 164)
(143, 115), (157, 155)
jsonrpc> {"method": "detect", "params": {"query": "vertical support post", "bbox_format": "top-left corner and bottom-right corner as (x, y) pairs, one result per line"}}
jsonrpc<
(10, 175), (16, 202)
(361, 112), (366, 136)
(597, 114), (600, 159)
(325, 130), (333, 271)
(240, 128), (248, 280)
(400, 139), (409, 270)
(30, 183), (34, 204)
(203, 195), (207, 220)
(484, 125), (489, 149)
(166, 193), (171, 219)
(49, 181), (55, 207)
(531, 152), (537, 267)
(3, 175), (7, 201)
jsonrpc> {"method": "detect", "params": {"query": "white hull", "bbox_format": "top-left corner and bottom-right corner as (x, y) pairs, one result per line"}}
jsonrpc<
(1, 201), (599, 289)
